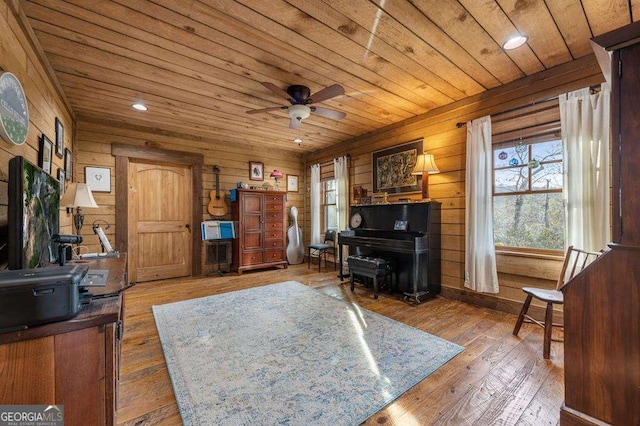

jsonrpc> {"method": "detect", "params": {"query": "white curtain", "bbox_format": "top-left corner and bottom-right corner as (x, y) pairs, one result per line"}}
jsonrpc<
(333, 156), (349, 231)
(310, 163), (321, 245)
(465, 115), (499, 293)
(334, 156), (349, 274)
(560, 84), (611, 252)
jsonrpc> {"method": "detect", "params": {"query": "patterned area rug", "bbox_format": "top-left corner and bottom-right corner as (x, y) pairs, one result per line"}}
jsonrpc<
(153, 281), (463, 425)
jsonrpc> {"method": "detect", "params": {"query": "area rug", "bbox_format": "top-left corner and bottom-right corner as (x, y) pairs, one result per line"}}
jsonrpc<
(152, 281), (463, 426)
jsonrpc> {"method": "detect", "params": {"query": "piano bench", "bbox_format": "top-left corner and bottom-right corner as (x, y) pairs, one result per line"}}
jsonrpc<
(347, 255), (396, 299)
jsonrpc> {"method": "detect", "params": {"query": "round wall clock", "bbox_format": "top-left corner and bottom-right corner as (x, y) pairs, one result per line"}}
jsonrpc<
(0, 72), (29, 146)
(350, 212), (363, 229)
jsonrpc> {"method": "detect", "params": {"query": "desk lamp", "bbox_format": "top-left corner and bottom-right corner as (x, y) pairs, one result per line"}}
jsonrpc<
(60, 182), (99, 235)
(411, 154), (440, 200)
(270, 170), (283, 191)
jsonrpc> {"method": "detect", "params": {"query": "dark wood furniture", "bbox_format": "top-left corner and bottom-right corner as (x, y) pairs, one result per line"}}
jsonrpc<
(231, 189), (288, 275)
(559, 24), (640, 426)
(513, 246), (603, 359)
(338, 201), (441, 304)
(0, 255), (127, 426)
(347, 255), (396, 299)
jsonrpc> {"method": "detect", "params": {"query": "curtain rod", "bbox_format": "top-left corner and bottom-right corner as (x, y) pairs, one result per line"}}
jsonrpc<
(455, 85), (602, 128)
(316, 154), (351, 167)
(455, 96), (559, 128)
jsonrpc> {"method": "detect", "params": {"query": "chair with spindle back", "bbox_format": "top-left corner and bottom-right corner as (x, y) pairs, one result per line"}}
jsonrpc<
(513, 245), (604, 359)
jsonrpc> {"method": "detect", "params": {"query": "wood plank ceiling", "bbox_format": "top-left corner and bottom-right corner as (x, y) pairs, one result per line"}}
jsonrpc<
(21, 0), (635, 153)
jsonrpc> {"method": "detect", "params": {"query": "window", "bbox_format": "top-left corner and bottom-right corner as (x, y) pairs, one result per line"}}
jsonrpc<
(321, 179), (337, 232)
(493, 138), (565, 251)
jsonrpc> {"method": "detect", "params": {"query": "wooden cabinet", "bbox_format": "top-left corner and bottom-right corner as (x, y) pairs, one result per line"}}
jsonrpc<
(231, 189), (288, 274)
(0, 255), (127, 426)
(560, 24), (640, 426)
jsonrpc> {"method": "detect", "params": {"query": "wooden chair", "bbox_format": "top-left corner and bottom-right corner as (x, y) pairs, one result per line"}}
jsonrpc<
(513, 245), (603, 359)
(307, 230), (336, 272)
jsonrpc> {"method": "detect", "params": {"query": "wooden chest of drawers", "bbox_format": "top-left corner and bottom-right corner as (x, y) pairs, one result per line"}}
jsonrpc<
(231, 189), (288, 274)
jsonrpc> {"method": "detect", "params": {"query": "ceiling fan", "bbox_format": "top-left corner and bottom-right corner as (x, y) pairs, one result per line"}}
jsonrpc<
(246, 82), (347, 129)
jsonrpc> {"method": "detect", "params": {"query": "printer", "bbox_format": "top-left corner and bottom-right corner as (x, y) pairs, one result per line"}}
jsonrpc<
(0, 264), (89, 332)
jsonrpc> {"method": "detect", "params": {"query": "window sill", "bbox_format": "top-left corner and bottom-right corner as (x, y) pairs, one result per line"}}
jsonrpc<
(495, 248), (564, 261)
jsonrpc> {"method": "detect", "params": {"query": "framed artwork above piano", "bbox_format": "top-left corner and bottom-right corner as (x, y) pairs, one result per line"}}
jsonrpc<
(372, 139), (423, 194)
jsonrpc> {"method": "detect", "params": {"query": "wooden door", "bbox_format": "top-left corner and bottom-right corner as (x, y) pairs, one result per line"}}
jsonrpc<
(128, 161), (192, 282)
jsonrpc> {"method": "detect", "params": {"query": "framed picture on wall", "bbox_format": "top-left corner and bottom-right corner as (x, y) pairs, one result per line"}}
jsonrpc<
(287, 174), (299, 192)
(353, 185), (363, 201)
(85, 166), (111, 192)
(249, 161), (264, 181)
(372, 138), (422, 194)
(39, 134), (53, 174)
(57, 168), (65, 195)
(64, 148), (72, 180)
(55, 117), (64, 158)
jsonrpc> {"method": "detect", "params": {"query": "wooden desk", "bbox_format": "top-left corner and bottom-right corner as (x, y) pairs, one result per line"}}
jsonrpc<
(0, 254), (127, 426)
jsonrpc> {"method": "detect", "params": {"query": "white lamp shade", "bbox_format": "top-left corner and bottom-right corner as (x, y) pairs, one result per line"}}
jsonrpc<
(60, 182), (99, 208)
(411, 154), (440, 175)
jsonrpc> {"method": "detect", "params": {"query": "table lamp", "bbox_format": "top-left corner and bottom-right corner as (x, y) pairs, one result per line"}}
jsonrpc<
(60, 182), (99, 235)
(270, 169), (283, 191)
(411, 154), (440, 200)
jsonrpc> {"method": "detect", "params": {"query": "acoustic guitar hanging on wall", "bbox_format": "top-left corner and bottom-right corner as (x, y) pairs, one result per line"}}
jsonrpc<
(208, 165), (227, 217)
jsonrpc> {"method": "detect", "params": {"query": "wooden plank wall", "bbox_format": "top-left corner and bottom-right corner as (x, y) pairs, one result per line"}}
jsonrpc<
(0, 1), (74, 245)
(75, 118), (305, 273)
(305, 54), (605, 313)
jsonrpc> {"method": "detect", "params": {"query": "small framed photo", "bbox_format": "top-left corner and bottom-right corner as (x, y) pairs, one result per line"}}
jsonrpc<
(55, 117), (64, 158)
(85, 166), (111, 192)
(64, 148), (72, 180)
(287, 174), (299, 192)
(39, 134), (53, 174)
(360, 196), (371, 205)
(249, 161), (264, 181)
(394, 220), (408, 231)
(353, 185), (363, 201)
(57, 168), (66, 195)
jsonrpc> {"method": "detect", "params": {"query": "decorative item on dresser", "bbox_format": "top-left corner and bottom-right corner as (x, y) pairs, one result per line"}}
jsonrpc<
(230, 189), (288, 274)
(558, 23), (640, 426)
(269, 169), (283, 191)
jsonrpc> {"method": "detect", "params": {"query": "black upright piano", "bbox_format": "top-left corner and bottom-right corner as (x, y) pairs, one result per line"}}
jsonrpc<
(339, 201), (441, 304)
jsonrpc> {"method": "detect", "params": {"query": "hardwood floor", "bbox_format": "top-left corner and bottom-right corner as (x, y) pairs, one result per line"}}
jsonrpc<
(116, 264), (563, 425)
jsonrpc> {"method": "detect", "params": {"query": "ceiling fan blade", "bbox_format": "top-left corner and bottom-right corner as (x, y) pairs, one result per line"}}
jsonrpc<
(289, 117), (302, 130)
(261, 82), (293, 102)
(246, 106), (287, 115)
(311, 106), (346, 120)
(308, 84), (345, 104)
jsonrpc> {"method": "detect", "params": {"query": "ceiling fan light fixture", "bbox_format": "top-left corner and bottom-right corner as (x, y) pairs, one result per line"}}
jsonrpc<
(132, 102), (148, 111)
(503, 35), (528, 50)
(288, 104), (311, 120)
(293, 137), (303, 144)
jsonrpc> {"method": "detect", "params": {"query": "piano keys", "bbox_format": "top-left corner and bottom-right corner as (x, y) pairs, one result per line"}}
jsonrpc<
(338, 201), (441, 304)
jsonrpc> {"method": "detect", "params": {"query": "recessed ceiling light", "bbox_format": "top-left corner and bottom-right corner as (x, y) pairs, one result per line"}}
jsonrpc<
(503, 35), (528, 50)
(132, 103), (148, 111)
